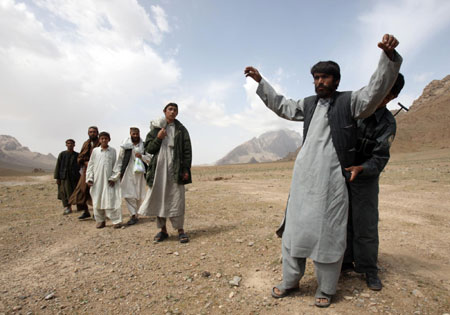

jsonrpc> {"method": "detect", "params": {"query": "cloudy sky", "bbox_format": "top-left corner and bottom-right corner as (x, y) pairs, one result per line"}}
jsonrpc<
(1, 0), (449, 164)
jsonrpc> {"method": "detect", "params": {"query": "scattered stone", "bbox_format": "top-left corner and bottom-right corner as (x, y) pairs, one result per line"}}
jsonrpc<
(412, 289), (424, 298)
(248, 241), (254, 247)
(344, 296), (353, 300)
(173, 251), (179, 256)
(229, 292), (235, 299)
(13, 305), (22, 311)
(201, 271), (211, 278)
(361, 293), (370, 298)
(236, 239), (243, 243)
(229, 276), (241, 287)
(216, 273), (222, 278)
(44, 292), (55, 300)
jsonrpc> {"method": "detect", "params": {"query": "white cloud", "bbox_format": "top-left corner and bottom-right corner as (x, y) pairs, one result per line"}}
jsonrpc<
(413, 72), (434, 83)
(0, 0), (179, 155)
(351, 0), (450, 82)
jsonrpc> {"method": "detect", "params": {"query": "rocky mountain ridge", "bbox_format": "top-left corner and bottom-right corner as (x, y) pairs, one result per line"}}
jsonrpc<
(392, 74), (450, 152)
(0, 135), (56, 173)
(216, 129), (302, 165)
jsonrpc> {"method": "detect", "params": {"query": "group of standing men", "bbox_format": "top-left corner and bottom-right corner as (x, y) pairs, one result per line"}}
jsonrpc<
(55, 32), (404, 307)
(54, 103), (192, 242)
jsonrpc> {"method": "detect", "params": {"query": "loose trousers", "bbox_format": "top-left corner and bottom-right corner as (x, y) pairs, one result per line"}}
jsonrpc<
(94, 208), (122, 225)
(156, 215), (184, 230)
(344, 176), (379, 274)
(281, 243), (343, 295)
(125, 198), (142, 216)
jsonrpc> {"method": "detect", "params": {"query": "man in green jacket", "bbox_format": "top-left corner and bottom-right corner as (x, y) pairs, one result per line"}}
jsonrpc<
(138, 103), (192, 243)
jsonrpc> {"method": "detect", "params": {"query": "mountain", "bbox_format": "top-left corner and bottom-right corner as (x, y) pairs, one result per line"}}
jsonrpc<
(0, 135), (56, 173)
(392, 75), (450, 152)
(216, 129), (302, 165)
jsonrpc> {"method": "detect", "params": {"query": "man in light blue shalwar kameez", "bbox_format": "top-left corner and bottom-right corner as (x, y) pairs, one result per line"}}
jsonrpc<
(245, 34), (402, 307)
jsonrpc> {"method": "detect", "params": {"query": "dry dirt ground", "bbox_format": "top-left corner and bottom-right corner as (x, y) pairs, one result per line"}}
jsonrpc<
(0, 149), (449, 315)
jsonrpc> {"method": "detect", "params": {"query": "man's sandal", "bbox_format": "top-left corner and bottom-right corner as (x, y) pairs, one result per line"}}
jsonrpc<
(314, 289), (332, 308)
(154, 231), (169, 242)
(271, 285), (299, 299)
(178, 233), (189, 243)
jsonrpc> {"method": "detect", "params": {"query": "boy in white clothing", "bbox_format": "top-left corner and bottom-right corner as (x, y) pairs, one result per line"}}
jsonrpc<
(86, 132), (122, 229)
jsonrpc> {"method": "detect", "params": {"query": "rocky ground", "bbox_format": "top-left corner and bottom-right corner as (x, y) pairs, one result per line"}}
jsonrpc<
(0, 149), (449, 314)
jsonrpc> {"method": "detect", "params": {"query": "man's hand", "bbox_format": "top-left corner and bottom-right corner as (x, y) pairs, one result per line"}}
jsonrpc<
(108, 180), (115, 187)
(182, 172), (189, 181)
(244, 66), (262, 83)
(378, 34), (399, 60)
(135, 152), (142, 159)
(56, 179), (61, 185)
(157, 128), (167, 140)
(87, 181), (93, 187)
(345, 165), (363, 182)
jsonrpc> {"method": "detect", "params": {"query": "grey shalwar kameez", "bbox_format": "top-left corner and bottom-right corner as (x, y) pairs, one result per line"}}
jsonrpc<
(256, 51), (402, 295)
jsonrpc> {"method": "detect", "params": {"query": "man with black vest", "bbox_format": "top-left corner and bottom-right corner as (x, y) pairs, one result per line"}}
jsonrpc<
(112, 127), (151, 225)
(343, 73), (405, 291)
(244, 34), (402, 307)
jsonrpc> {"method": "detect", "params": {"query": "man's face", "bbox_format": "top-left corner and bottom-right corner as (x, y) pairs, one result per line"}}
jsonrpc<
(130, 130), (140, 143)
(313, 73), (338, 98)
(66, 141), (75, 151)
(88, 128), (98, 140)
(99, 136), (109, 148)
(377, 93), (396, 109)
(164, 105), (178, 122)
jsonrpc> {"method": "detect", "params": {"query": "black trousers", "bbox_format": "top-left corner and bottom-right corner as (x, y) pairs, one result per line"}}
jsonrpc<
(344, 176), (379, 274)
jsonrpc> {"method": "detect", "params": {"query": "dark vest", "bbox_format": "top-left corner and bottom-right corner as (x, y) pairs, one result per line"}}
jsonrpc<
(303, 91), (356, 180)
(120, 149), (133, 181)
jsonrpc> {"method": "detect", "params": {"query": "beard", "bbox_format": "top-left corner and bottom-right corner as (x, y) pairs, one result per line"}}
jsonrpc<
(315, 84), (336, 98)
(89, 135), (98, 141)
(131, 136), (140, 144)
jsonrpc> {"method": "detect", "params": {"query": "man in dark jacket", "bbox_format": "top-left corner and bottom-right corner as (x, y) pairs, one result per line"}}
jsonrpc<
(343, 73), (405, 291)
(54, 139), (80, 215)
(69, 126), (100, 220)
(138, 103), (192, 243)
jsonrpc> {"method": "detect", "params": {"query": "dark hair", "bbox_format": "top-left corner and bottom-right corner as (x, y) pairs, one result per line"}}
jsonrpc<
(88, 126), (99, 132)
(130, 127), (140, 133)
(390, 73), (405, 97)
(164, 102), (178, 111)
(98, 131), (111, 140)
(66, 139), (75, 144)
(310, 61), (341, 81)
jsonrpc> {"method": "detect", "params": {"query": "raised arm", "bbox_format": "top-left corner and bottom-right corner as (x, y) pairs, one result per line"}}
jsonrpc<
(351, 34), (403, 119)
(144, 128), (164, 155)
(245, 66), (305, 121)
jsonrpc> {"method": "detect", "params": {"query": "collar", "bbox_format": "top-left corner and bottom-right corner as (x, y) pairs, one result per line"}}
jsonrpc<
(373, 107), (388, 123)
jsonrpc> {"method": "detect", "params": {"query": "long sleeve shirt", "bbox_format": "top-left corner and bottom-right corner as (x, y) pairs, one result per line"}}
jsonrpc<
(355, 107), (396, 178)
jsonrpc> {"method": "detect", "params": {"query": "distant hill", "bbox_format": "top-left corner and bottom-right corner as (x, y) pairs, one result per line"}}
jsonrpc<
(0, 135), (56, 173)
(392, 75), (450, 152)
(216, 129), (302, 165)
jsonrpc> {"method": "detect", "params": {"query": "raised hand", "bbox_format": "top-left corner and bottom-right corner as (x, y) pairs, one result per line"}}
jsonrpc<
(377, 34), (399, 60)
(244, 66), (262, 83)
(157, 128), (167, 140)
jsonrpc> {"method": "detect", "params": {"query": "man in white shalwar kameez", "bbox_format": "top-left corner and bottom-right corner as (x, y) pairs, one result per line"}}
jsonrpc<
(86, 132), (122, 229)
(245, 34), (402, 307)
(112, 128), (151, 225)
